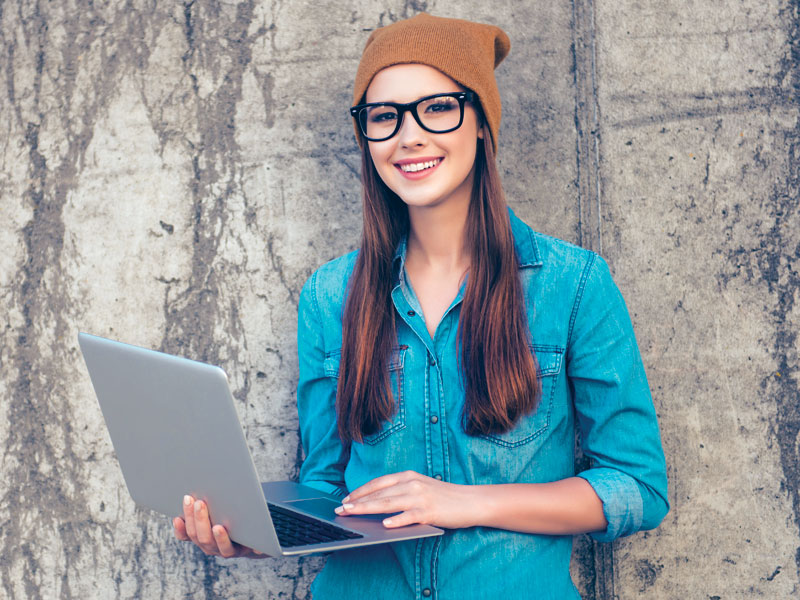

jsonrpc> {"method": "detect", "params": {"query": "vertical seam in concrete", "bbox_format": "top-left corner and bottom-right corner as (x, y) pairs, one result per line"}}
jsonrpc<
(571, 0), (604, 256)
(588, 0), (603, 256)
(770, 0), (800, 585)
(571, 4), (585, 251)
(571, 0), (612, 597)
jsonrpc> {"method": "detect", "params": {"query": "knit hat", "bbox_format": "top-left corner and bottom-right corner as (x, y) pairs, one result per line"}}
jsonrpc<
(353, 13), (510, 153)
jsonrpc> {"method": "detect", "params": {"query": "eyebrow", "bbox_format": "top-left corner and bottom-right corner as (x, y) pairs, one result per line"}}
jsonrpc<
(364, 90), (465, 104)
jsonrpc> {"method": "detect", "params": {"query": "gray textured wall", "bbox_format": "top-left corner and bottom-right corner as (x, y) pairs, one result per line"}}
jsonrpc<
(1, 0), (797, 598)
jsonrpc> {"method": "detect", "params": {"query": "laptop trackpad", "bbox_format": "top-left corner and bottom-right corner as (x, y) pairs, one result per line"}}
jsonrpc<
(284, 498), (390, 521)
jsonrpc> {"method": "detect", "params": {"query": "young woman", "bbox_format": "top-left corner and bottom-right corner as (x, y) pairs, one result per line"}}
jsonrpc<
(174, 13), (669, 599)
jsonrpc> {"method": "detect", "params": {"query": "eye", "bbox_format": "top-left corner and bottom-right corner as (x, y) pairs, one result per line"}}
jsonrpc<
(423, 97), (458, 113)
(367, 108), (398, 123)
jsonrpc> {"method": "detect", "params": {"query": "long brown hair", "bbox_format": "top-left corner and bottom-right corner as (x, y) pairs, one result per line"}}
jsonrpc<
(337, 120), (540, 443)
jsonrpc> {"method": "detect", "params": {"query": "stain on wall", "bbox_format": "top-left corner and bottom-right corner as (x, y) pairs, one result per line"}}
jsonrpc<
(0, 0), (797, 598)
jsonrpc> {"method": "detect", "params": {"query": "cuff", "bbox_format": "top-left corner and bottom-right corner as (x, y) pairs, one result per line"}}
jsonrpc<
(577, 467), (643, 542)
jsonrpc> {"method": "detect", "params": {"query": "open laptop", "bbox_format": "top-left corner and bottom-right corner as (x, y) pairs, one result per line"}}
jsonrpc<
(78, 332), (443, 557)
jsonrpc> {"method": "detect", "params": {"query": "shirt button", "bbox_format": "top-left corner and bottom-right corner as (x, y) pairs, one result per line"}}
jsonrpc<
(434, 474), (442, 481)
(429, 356), (436, 366)
(430, 415), (438, 424)
(407, 310), (416, 317)
(422, 589), (432, 597)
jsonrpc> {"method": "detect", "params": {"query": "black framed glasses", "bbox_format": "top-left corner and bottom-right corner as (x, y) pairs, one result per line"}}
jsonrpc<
(350, 91), (475, 142)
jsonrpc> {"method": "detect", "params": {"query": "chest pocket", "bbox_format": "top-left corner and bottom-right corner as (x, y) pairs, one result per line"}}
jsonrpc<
(479, 345), (564, 448)
(323, 345), (408, 445)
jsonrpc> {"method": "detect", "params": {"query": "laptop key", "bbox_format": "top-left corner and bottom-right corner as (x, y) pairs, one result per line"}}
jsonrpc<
(268, 503), (364, 548)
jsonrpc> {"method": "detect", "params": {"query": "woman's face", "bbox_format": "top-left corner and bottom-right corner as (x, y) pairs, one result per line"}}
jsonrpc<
(365, 64), (483, 211)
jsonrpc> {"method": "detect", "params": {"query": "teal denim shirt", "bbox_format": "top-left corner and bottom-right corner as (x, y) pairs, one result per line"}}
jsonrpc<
(297, 209), (669, 599)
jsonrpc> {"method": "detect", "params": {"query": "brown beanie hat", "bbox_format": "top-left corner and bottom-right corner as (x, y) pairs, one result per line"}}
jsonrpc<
(353, 13), (510, 153)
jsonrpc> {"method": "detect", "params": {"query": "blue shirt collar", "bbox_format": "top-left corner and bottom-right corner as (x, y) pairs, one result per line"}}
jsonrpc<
(508, 207), (543, 268)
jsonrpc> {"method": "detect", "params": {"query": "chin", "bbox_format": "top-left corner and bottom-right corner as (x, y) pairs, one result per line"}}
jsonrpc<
(384, 177), (456, 207)
(393, 188), (448, 208)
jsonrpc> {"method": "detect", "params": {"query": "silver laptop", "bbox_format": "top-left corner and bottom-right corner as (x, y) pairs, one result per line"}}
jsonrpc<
(78, 332), (443, 557)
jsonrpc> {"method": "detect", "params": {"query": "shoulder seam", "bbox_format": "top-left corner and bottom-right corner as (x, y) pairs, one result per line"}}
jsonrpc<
(566, 251), (598, 349)
(310, 269), (321, 321)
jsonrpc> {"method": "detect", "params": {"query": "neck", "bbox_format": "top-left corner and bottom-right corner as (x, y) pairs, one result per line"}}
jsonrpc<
(406, 194), (470, 272)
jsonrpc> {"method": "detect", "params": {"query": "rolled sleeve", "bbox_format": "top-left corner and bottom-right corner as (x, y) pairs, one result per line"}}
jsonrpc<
(568, 254), (669, 542)
(297, 271), (349, 498)
(577, 468), (643, 542)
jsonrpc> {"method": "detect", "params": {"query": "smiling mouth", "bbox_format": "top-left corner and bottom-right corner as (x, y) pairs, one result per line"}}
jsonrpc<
(396, 158), (443, 173)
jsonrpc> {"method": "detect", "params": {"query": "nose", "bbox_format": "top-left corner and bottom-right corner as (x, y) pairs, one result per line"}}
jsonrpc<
(396, 108), (427, 148)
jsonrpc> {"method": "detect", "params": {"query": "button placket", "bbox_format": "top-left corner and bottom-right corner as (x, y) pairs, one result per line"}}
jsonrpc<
(426, 349), (446, 484)
(392, 285), (436, 359)
(416, 535), (438, 600)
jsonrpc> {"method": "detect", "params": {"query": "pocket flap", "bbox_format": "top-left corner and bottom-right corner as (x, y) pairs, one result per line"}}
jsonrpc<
(531, 345), (564, 377)
(323, 346), (407, 378)
(323, 351), (341, 378)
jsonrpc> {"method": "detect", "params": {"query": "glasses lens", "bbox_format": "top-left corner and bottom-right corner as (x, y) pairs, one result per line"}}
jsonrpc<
(417, 96), (462, 132)
(360, 105), (399, 140)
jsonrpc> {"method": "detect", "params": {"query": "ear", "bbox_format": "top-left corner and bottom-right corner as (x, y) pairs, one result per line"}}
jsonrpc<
(478, 119), (489, 140)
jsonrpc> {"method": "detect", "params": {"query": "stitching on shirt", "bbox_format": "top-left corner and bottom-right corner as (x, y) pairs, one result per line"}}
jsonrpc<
(531, 344), (564, 375)
(477, 369), (558, 448)
(424, 364), (434, 473)
(437, 367), (451, 481)
(310, 269), (321, 326)
(566, 251), (598, 349)
(414, 538), (423, 598)
(364, 346), (407, 445)
(363, 369), (405, 444)
(321, 346), (408, 444)
(432, 534), (442, 597)
(477, 347), (563, 448)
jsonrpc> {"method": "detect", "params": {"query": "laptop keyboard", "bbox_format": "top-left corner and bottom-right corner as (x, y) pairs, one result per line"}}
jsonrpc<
(267, 503), (364, 548)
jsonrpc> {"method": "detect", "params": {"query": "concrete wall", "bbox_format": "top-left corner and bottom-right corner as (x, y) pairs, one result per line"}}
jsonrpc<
(1, 0), (797, 598)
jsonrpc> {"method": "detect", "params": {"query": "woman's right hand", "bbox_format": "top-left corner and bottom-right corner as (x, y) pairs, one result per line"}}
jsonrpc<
(173, 494), (266, 559)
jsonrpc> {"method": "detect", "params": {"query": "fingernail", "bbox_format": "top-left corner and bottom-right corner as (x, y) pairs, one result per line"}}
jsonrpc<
(383, 518), (393, 526)
(342, 503), (354, 510)
(342, 495), (350, 503)
(334, 506), (343, 514)
(194, 500), (203, 512)
(184, 495), (192, 506)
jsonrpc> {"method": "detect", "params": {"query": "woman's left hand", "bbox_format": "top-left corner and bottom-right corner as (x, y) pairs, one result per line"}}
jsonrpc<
(333, 470), (478, 529)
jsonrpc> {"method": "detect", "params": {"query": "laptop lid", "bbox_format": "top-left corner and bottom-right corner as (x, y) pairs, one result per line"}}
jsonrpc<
(78, 332), (283, 556)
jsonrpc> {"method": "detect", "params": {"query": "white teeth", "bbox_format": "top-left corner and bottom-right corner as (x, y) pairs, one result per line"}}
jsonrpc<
(399, 158), (441, 173)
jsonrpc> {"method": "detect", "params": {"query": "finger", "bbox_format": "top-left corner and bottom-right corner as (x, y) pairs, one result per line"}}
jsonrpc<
(344, 470), (418, 502)
(183, 495), (197, 541)
(336, 494), (406, 516)
(173, 517), (190, 541)
(338, 477), (427, 514)
(341, 479), (426, 511)
(343, 484), (398, 506)
(193, 500), (220, 554)
(382, 508), (425, 528)
(212, 525), (264, 558)
(212, 525), (238, 558)
(343, 477), (395, 503)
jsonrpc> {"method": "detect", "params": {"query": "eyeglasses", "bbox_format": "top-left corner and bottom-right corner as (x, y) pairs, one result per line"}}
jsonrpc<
(350, 92), (475, 142)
